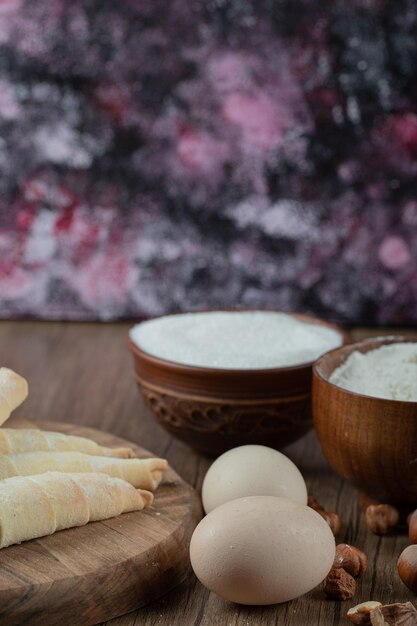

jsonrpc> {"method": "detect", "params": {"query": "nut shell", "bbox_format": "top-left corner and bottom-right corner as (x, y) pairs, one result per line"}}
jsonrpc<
(347, 601), (382, 625)
(324, 567), (356, 600)
(370, 601), (417, 625)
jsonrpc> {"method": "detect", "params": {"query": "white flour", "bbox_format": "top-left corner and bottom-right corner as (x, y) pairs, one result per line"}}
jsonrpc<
(130, 311), (342, 369)
(330, 342), (417, 401)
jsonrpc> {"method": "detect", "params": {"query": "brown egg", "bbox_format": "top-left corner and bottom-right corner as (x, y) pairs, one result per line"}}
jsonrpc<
(190, 495), (335, 605)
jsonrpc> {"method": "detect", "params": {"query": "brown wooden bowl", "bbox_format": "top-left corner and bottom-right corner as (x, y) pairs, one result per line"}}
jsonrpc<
(313, 336), (417, 505)
(129, 312), (347, 456)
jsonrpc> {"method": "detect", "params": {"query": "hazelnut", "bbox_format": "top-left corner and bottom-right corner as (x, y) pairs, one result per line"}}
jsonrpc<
(327, 511), (342, 536)
(397, 545), (417, 593)
(308, 495), (325, 513)
(365, 504), (400, 535)
(324, 567), (356, 600)
(408, 510), (417, 544)
(370, 601), (417, 625)
(308, 495), (341, 536)
(347, 601), (382, 625)
(334, 544), (367, 578)
(360, 494), (410, 526)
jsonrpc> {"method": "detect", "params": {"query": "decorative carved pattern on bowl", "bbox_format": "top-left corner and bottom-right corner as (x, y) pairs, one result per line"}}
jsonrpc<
(140, 384), (311, 439)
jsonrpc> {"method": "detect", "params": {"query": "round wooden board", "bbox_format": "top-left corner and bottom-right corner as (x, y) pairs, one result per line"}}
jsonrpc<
(0, 420), (201, 626)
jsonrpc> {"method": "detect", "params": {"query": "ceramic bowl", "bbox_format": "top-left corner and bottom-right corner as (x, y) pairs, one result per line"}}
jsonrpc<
(129, 312), (346, 456)
(313, 336), (417, 505)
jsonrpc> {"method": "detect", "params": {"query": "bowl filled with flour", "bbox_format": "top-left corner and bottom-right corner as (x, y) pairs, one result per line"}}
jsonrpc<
(313, 336), (417, 505)
(129, 310), (345, 455)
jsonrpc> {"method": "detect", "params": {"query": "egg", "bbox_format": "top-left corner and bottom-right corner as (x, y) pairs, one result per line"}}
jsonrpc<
(202, 444), (307, 513)
(190, 496), (335, 605)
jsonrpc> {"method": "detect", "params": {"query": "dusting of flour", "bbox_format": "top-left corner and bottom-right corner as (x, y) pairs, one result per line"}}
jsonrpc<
(130, 311), (342, 369)
(330, 343), (417, 402)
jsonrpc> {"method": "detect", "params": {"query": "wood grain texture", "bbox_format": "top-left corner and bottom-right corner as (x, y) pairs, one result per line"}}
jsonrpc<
(0, 419), (200, 626)
(1, 321), (417, 626)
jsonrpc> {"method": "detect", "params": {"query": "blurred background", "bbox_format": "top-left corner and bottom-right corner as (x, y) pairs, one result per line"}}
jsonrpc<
(0, 0), (416, 325)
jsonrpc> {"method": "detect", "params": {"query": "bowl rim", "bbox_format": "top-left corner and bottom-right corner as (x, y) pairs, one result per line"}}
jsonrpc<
(128, 309), (348, 375)
(313, 334), (417, 406)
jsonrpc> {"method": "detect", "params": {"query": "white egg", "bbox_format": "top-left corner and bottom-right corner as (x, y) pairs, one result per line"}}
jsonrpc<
(202, 444), (307, 513)
(190, 496), (335, 605)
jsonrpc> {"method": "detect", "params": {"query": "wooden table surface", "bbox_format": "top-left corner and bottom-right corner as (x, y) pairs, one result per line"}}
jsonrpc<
(2, 321), (417, 626)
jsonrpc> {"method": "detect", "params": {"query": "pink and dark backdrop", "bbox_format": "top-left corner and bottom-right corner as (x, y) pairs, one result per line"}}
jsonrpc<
(0, 0), (416, 324)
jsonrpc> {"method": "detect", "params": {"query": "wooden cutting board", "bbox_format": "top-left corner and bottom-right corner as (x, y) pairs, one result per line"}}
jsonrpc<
(0, 420), (201, 626)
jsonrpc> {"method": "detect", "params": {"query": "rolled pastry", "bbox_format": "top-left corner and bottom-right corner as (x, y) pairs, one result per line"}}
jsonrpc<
(0, 471), (153, 548)
(0, 368), (28, 426)
(0, 451), (168, 490)
(0, 428), (135, 458)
